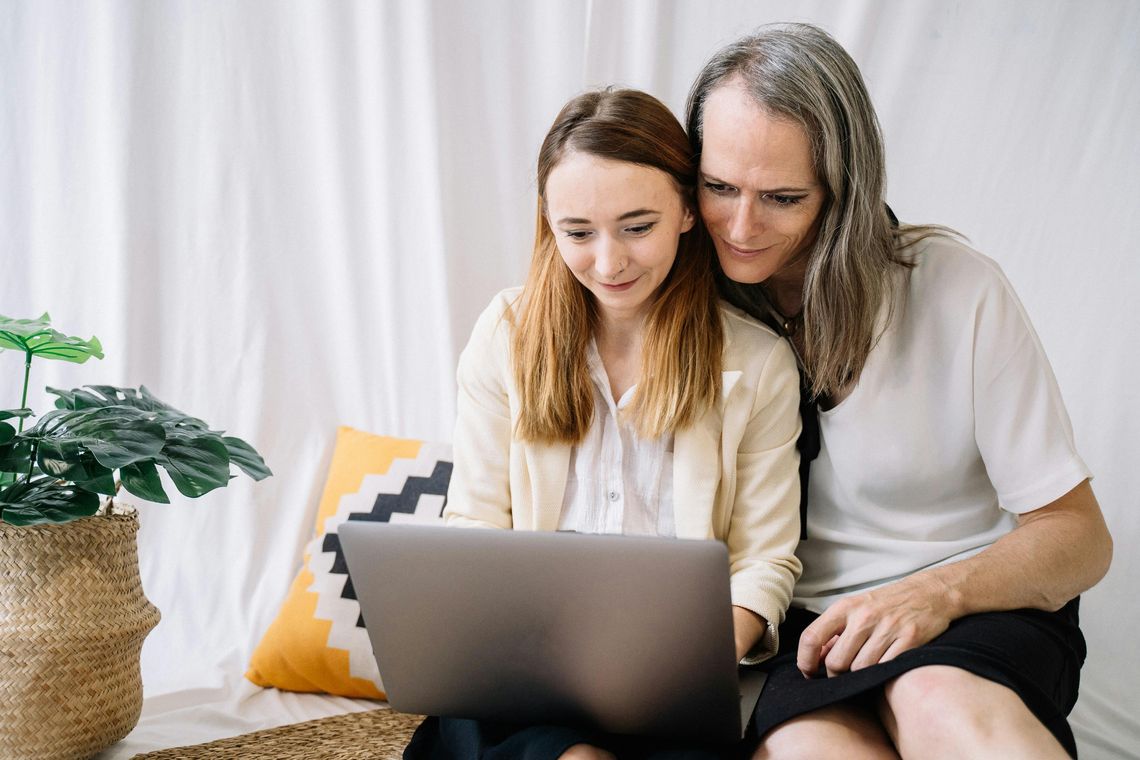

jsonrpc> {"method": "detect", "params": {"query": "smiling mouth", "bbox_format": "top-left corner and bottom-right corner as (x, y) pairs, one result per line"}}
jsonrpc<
(599, 277), (639, 291)
(723, 240), (772, 258)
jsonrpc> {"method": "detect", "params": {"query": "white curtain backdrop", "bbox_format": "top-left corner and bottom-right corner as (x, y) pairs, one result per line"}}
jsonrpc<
(2, 2), (1137, 757)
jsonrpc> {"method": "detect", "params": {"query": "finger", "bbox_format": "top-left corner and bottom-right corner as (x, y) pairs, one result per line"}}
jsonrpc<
(848, 626), (897, 671)
(822, 623), (875, 677)
(797, 613), (846, 677)
(818, 634), (840, 663)
(879, 629), (923, 664)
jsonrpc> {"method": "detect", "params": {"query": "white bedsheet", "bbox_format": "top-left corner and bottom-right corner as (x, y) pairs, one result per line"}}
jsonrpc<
(97, 677), (380, 758)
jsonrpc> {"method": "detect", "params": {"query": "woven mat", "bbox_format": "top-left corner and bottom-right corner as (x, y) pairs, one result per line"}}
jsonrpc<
(131, 708), (425, 759)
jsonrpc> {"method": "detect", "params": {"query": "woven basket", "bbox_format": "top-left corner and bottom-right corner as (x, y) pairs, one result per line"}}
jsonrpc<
(0, 509), (161, 760)
(132, 708), (425, 759)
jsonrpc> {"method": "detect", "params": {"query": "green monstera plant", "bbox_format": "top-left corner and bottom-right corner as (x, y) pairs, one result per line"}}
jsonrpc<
(0, 313), (270, 525)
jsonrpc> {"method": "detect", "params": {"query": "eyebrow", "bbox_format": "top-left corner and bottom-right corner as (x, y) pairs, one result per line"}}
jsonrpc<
(555, 208), (660, 225)
(701, 172), (814, 194)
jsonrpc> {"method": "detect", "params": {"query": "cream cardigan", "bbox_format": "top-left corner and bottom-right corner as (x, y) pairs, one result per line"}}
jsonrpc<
(444, 288), (803, 660)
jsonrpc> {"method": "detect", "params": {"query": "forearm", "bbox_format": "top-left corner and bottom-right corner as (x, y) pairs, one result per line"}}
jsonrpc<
(914, 480), (1112, 617)
(732, 605), (768, 662)
(798, 481), (1111, 676)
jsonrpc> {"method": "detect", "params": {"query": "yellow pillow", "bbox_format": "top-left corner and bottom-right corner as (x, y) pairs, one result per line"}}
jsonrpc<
(246, 426), (451, 698)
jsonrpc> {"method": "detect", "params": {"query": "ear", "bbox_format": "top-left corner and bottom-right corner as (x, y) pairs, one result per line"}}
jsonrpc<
(680, 203), (696, 234)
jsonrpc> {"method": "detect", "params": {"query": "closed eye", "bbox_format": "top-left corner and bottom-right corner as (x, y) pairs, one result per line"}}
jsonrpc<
(702, 181), (735, 195)
(624, 222), (655, 235)
(765, 193), (806, 206)
(562, 230), (592, 241)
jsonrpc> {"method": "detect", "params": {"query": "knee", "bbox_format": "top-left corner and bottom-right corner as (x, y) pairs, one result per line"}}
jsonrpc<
(753, 722), (824, 760)
(752, 705), (895, 760)
(883, 666), (1070, 758)
(883, 666), (1012, 740)
(558, 744), (617, 760)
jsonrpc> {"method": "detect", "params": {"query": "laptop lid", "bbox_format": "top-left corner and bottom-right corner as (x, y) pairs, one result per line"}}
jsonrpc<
(338, 522), (764, 743)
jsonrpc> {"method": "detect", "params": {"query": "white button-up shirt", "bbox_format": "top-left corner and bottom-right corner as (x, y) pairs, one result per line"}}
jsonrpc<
(557, 341), (675, 537)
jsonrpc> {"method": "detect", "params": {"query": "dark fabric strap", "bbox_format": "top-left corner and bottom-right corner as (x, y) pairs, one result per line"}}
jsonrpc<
(714, 203), (900, 540)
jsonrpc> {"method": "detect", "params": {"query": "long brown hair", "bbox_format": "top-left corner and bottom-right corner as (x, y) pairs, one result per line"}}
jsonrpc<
(687, 23), (946, 398)
(512, 88), (724, 443)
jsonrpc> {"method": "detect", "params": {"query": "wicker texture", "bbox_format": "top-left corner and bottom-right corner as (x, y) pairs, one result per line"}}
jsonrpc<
(1, 512), (161, 760)
(131, 708), (425, 759)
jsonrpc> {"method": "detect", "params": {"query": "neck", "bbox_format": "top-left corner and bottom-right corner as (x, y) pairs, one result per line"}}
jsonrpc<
(595, 308), (645, 353)
(594, 308), (646, 403)
(765, 272), (806, 319)
(765, 240), (813, 318)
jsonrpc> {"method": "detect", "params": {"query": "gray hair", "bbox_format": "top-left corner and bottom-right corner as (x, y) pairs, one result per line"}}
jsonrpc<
(687, 23), (937, 399)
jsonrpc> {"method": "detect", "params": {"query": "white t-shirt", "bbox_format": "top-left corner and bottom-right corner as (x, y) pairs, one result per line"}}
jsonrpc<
(558, 339), (675, 537)
(793, 235), (1092, 612)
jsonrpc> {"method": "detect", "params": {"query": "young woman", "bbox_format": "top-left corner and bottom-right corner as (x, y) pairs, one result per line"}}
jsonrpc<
(686, 23), (1113, 760)
(405, 88), (803, 759)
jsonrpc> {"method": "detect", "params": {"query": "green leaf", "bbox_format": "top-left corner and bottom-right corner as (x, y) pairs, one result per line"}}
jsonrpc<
(0, 314), (103, 364)
(0, 410), (32, 445)
(35, 441), (117, 496)
(29, 407), (166, 470)
(0, 313), (51, 350)
(0, 439), (34, 474)
(48, 387), (104, 410)
(42, 386), (271, 493)
(76, 470), (117, 496)
(34, 438), (84, 478)
(157, 430), (231, 497)
(48, 385), (210, 428)
(0, 478), (101, 526)
(222, 436), (272, 480)
(120, 460), (170, 504)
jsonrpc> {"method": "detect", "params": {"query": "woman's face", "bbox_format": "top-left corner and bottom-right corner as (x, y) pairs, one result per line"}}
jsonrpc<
(697, 79), (826, 287)
(545, 152), (694, 324)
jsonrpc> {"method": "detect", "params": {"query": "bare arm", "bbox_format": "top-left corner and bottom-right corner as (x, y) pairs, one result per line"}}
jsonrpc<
(798, 480), (1112, 677)
(733, 606), (768, 662)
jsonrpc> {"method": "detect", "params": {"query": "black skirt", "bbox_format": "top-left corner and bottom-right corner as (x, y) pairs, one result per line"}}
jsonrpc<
(752, 598), (1086, 757)
(404, 718), (738, 760)
(403, 599), (1085, 759)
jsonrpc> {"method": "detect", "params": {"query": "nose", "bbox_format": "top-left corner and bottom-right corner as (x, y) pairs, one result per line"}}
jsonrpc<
(594, 235), (627, 280)
(727, 197), (762, 243)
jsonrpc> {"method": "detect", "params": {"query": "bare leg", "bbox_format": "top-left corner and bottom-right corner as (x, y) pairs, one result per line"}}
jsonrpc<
(559, 744), (618, 760)
(881, 666), (1069, 760)
(752, 702), (900, 760)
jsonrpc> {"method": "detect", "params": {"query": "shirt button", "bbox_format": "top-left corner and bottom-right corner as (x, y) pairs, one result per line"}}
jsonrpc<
(608, 490), (620, 502)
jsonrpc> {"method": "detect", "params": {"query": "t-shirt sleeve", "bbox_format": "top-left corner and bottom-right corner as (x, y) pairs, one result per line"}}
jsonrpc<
(970, 258), (1092, 514)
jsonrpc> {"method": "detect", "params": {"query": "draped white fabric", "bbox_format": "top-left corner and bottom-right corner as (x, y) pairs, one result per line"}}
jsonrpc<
(2, 1), (1138, 756)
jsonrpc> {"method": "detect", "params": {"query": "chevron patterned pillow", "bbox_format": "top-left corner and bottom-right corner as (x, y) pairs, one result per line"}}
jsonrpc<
(246, 426), (451, 698)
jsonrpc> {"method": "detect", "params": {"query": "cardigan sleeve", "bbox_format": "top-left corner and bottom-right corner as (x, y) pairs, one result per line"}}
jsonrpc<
(443, 293), (516, 530)
(725, 334), (804, 663)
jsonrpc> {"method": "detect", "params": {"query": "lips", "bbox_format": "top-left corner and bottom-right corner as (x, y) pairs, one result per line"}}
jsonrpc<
(720, 239), (773, 259)
(599, 278), (639, 292)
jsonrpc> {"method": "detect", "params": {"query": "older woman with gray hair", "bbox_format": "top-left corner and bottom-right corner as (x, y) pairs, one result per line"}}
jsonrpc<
(687, 22), (1112, 759)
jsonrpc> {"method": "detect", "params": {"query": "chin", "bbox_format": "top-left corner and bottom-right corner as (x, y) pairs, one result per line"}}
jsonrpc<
(717, 256), (772, 285)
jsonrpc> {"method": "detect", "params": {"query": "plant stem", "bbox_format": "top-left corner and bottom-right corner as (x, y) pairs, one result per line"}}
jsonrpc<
(18, 350), (32, 434)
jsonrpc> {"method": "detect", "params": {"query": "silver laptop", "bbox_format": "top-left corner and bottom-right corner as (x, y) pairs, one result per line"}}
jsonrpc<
(338, 522), (766, 744)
